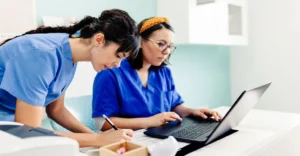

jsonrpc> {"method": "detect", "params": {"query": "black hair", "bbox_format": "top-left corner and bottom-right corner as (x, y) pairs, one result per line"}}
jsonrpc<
(0, 9), (139, 56)
(127, 17), (174, 70)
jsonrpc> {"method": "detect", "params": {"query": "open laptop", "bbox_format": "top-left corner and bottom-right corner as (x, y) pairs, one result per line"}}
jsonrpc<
(144, 83), (271, 149)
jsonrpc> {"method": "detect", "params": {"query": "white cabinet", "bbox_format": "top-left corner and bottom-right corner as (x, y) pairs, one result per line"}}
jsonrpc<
(157, 0), (248, 45)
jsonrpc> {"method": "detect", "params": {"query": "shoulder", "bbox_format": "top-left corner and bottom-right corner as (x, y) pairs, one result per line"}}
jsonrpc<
(1, 33), (68, 57)
(2, 46), (60, 79)
(95, 59), (133, 83)
(157, 66), (173, 77)
(25, 33), (69, 51)
(7, 33), (68, 52)
(117, 58), (132, 71)
(111, 58), (132, 76)
(95, 69), (117, 83)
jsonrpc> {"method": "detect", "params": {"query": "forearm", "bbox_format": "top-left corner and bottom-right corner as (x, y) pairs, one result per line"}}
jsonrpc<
(54, 131), (99, 148)
(172, 104), (193, 117)
(101, 117), (150, 131)
(49, 108), (93, 134)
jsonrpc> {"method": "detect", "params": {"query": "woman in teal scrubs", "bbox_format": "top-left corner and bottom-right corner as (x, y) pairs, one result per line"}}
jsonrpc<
(0, 9), (139, 147)
(92, 17), (222, 131)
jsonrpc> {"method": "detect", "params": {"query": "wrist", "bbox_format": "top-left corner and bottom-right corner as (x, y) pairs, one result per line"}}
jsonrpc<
(95, 133), (104, 147)
(142, 117), (153, 129)
(174, 105), (194, 117)
(186, 108), (195, 116)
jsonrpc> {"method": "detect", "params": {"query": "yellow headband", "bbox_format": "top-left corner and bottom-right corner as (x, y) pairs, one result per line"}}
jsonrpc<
(140, 17), (169, 33)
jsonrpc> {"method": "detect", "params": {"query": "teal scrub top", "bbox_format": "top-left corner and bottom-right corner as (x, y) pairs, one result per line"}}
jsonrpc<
(0, 33), (77, 121)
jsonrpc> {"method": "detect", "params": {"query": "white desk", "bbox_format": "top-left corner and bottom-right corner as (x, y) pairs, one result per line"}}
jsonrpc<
(186, 106), (300, 155)
(249, 124), (300, 156)
(82, 106), (300, 156)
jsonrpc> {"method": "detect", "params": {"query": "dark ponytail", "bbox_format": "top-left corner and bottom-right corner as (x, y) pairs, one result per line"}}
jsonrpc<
(0, 9), (140, 56)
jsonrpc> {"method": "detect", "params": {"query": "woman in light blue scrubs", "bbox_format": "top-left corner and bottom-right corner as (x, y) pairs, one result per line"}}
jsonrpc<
(0, 9), (139, 147)
(92, 17), (223, 131)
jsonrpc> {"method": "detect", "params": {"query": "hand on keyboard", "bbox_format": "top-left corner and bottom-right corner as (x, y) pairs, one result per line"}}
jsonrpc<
(190, 109), (222, 121)
(146, 112), (182, 128)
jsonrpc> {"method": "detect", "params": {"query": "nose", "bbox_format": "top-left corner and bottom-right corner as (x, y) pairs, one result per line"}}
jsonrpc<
(114, 59), (122, 68)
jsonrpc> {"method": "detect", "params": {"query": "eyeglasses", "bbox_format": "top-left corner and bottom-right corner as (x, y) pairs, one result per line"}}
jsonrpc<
(146, 38), (176, 53)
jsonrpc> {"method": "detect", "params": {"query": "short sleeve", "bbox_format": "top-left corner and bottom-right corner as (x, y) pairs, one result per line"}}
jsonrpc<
(164, 67), (184, 110)
(92, 69), (120, 118)
(0, 49), (57, 106)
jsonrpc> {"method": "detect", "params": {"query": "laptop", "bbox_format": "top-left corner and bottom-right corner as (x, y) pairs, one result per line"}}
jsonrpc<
(144, 83), (271, 150)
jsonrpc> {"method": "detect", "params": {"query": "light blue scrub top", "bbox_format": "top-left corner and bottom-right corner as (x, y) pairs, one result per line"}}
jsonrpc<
(0, 33), (77, 121)
(92, 59), (184, 118)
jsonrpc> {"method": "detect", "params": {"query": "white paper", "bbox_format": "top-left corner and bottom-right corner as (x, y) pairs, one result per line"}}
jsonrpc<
(132, 129), (189, 149)
(80, 129), (190, 156)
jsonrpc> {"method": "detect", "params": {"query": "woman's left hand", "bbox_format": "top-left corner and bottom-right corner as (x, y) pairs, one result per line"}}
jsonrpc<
(190, 109), (223, 121)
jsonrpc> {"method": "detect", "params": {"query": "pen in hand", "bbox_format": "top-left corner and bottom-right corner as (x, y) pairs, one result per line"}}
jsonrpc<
(103, 114), (118, 130)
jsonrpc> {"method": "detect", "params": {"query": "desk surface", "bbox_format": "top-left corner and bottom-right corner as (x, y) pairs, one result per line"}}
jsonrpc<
(82, 106), (300, 156)
(249, 124), (300, 156)
(187, 106), (300, 155)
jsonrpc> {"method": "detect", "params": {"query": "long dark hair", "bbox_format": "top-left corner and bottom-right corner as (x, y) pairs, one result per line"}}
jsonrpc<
(0, 9), (139, 56)
(127, 17), (174, 70)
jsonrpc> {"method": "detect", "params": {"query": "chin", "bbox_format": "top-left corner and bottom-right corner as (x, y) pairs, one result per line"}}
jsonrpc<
(152, 61), (164, 66)
(92, 64), (103, 72)
(94, 68), (102, 72)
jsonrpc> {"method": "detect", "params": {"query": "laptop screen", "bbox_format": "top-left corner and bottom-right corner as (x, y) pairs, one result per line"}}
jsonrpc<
(206, 83), (271, 144)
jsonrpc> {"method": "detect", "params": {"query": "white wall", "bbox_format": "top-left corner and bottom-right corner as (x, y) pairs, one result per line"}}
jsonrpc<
(65, 62), (97, 98)
(0, 0), (36, 33)
(230, 0), (300, 113)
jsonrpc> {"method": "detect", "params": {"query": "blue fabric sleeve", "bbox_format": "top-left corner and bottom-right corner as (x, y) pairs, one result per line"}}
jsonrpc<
(0, 49), (57, 106)
(165, 67), (184, 110)
(92, 69), (120, 118)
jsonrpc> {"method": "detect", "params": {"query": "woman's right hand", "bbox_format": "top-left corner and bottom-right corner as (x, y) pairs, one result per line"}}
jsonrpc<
(96, 129), (133, 147)
(146, 112), (182, 128)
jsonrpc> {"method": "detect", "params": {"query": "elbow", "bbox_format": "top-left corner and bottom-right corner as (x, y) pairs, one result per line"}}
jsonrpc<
(45, 109), (54, 120)
(94, 117), (111, 131)
(101, 122), (112, 131)
(45, 107), (58, 120)
(45, 106), (51, 116)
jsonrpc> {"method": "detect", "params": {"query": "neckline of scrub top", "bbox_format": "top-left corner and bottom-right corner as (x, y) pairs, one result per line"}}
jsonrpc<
(61, 37), (73, 63)
(123, 59), (155, 92)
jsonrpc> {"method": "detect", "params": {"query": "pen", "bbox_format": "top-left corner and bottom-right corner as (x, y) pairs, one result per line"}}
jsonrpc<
(103, 114), (118, 130)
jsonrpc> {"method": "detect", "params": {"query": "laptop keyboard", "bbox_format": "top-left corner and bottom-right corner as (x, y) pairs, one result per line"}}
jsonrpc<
(170, 122), (219, 140)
